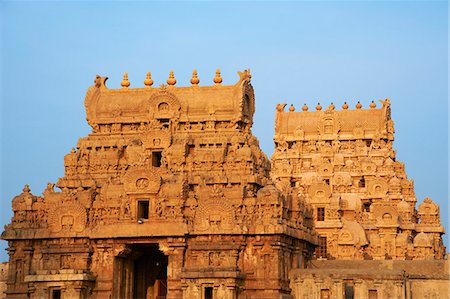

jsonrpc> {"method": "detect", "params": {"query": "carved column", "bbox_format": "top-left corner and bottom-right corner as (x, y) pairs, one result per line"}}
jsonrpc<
(333, 279), (343, 299)
(6, 246), (16, 285)
(353, 279), (364, 299)
(164, 241), (185, 299)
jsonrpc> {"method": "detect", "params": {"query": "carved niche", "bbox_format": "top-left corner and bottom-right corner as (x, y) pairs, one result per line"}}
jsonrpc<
(294, 126), (305, 140)
(318, 162), (333, 177)
(366, 178), (389, 198)
(194, 185), (235, 232)
(353, 121), (365, 139)
(388, 175), (402, 194)
(123, 167), (161, 194)
(418, 197), (440, 225)
(308, 183), (331, 204)
(318, 111), (340, 137)
(332, 173), (352, 187)
(141, 129), (172, 149)
(148, 89), (181, 120)
(48, 200), (87, 233)
(373, 204), (399, 227)
(361, 161), (377, 174)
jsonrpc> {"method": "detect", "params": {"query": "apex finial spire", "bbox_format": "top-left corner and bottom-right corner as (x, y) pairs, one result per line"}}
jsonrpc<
(121, 72), (130, 88)
(356, 101), (362, 109)
(23, 184), (30, 193)
(328, 102), (335, 110)
(289, 104), (295, 112)
(191, 69), (200, 85)
(370, 100), (376, 109)
(213, 69), (223, 85)
(302, 104), (308, 111)
(167, 70), (176, 86)
(144, 71), (154, 87)
(316, 102), (322, 111)
(342, 102), (349, 110)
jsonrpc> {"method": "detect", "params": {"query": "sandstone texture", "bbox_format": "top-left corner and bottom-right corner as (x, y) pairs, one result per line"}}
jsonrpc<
(1, 70), (447, 299)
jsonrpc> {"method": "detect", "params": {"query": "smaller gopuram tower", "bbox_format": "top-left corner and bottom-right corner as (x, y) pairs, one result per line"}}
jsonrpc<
(271, 101), (445, 260)
(2, 70), (317, 299)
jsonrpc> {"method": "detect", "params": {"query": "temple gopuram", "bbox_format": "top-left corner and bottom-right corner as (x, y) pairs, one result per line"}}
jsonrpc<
(1, 70), (448, 299)
(271, 101), (445, 261)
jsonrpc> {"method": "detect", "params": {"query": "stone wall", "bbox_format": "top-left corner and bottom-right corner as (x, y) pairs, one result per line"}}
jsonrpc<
(290, 259), (449, 299)
(1, 71), (317, 299)
(0, 262), (8, 299)
(1, 70), (447, 299)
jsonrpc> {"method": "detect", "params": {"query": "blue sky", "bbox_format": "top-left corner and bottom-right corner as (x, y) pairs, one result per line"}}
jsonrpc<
(0, 1), (448, 261)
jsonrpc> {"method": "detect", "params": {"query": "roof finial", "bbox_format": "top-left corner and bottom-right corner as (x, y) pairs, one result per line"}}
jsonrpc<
(94, 74), (102, 87)
(289, 104), (295, 112)
(328, 102), (335, 110)
(167, 70), (176, 86)
(370, 100), (376, 109)
(302, 104), (308, 112)
(246, 69), (252, 79)
(316, 102), (322, 111)
(121, 72), (130, 88)
(342, 102), (349, 110)
(23, 184), (30, 194)
(356, 101), (362, 109)
(191, 69), (200, 85)
(144, 71), (153, 87)
(213, 69), (223, 85)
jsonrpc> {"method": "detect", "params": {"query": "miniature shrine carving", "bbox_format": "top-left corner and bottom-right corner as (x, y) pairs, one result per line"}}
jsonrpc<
(1, 70), (445, 299)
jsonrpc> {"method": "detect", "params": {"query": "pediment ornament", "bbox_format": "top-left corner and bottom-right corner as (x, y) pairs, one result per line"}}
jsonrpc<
(317, 111), (341, 136)
(48, 201), (86, 233)
(123, 167), (161, 194)
(148, 90), (181, 119)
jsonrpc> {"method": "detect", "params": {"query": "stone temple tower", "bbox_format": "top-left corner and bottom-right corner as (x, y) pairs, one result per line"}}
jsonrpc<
(2, 70), (317, 299)
(270, 101), (445, 261)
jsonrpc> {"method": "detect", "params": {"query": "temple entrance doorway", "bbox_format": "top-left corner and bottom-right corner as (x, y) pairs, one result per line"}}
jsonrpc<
(114, 244), (168, 299)
(133, 244), (168, 299)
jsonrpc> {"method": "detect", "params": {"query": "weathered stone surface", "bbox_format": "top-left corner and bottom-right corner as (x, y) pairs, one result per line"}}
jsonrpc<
(290, 259), (449, 299)
(0, 262), (7, 299)
(1, 70), (316, 299)
(0, 70), (447, 299)
(272, 101), (446, 261)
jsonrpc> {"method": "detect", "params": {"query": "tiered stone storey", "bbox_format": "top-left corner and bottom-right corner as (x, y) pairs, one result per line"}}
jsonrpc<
(2, 71), (316, 299)
(1, 70), (447, 299)
(271, 102), (445, 261)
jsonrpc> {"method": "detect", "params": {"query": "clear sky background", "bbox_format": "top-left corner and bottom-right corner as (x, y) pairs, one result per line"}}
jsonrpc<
(0, 1), (448, 262)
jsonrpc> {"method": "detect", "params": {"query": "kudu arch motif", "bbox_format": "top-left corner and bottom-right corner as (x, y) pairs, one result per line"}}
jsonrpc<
(2, 69), (445, 299)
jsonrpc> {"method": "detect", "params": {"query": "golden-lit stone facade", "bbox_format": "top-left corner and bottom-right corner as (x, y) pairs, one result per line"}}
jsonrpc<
(271, 101), (445, 261)
(2, 70), (316, 299)
(1, 70), (447, 299)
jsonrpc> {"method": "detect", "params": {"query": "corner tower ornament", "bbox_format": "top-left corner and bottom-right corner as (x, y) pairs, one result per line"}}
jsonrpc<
(1, 70), (446, 299)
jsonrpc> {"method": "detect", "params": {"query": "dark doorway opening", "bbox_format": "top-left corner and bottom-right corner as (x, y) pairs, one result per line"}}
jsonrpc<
(133, 244), (168, 299)
(114, 244), (168, 299)
(344, 282), (354, 299)
(52, 289), (61, 299)
(138, 200), (150, 220)
(205, 287), (213, 299)
(152, 151), (162, 167)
